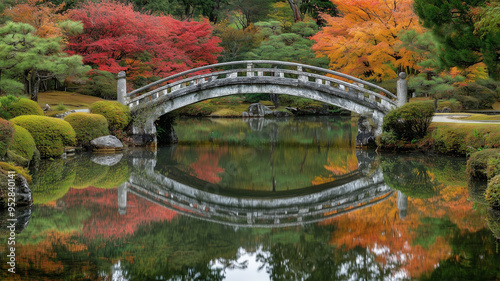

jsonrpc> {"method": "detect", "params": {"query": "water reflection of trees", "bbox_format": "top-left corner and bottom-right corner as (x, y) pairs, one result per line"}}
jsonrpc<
(5, 131), (500, 280)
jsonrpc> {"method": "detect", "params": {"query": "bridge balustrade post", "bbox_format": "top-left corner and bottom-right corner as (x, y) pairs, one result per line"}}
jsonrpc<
(297, 65), (308, 82)
(397, 72), (408, 107)
(117, 71), (127, 105)
(247, 62), (254, 77)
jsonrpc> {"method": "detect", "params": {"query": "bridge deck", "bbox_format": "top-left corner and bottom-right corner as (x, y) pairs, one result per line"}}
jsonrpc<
(121, 60), (397, 112)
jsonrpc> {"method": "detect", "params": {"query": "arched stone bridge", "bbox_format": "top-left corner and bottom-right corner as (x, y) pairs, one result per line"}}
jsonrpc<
(116, 150), (398, 228)
(117, 60), (406, 146)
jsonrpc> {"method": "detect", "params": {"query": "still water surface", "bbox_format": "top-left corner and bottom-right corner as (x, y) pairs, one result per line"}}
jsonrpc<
(1, 116), (499, 280)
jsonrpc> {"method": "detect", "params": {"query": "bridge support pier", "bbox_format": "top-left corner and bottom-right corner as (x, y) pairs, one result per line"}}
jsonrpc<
(356, 111), (384, 148)
(129, 120), (158, 147)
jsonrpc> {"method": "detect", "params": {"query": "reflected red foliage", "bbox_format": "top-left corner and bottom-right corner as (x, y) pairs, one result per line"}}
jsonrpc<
(62, 187), (177, 239)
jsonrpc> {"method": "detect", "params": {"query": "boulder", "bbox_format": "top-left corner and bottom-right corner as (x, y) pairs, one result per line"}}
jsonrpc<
(246, 103), (273, 117)
(90, 135), (124, 152)
(0, 172), (32, 209)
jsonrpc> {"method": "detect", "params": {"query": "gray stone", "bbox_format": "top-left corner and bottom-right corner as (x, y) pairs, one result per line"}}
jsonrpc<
(247, 102), (273, 117)
(56, 108), (91, 119)
(91, 153), (123, 166)
(273, 110), (292, 117)
(0, 172), (32, 209)
(90, 135), (124, 151)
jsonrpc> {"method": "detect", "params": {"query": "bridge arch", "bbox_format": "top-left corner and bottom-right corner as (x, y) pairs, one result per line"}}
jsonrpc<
(117, 60), (404, 146)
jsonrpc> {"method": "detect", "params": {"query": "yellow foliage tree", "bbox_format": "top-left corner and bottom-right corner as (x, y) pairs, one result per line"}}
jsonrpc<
(2, 0), (67, 38)
(312, 0), (425, 81)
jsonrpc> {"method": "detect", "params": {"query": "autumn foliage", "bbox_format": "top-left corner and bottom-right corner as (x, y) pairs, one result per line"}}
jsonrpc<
(2, 0), (68, 38)
(66, 1), (222, 85)
(312, 0), (425, 81)
(321, 179), (487, 278)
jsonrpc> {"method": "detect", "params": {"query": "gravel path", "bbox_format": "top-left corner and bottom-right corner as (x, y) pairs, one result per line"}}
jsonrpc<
(432, 114), (500, 124)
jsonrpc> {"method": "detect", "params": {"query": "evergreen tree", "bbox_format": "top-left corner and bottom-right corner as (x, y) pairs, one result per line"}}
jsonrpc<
(414, 0), (500, 79)
(0, 21), (89, 100)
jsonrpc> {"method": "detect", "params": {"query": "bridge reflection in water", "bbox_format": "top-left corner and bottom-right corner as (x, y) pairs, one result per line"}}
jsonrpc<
(117, 149), (407, 228)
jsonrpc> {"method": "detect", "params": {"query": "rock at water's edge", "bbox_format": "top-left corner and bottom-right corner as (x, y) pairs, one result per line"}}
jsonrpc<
(90, 135), (124, 152)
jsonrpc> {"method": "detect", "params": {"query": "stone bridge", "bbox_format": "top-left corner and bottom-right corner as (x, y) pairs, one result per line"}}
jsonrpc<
(115, 150), (404, 228)
(117, 60), (407, 146)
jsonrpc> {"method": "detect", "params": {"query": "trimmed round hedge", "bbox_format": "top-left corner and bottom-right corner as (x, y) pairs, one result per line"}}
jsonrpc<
(382, 101), (435, 141)
(0, 118), (14, 157)
(10, 115), (76, 158)
(90, 101), (131, 132)
(64, 112), (109, 144)
(9, 124), (36, 163)
(0, 96), (44, 119)
(486, 175), (500, 210)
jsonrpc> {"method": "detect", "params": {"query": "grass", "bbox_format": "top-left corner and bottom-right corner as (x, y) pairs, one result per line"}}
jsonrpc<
(37, 91), (105, 117)
(38, 90), (104, 110)
(424, 122), (500, 155)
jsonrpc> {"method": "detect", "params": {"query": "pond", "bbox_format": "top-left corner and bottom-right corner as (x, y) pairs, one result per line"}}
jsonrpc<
(1, 116), (499, 281)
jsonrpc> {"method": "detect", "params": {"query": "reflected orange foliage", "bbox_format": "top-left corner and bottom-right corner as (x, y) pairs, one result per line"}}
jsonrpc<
(312, 151), (358, 185)
(15, 231), (83, 275)
(320, 182), (487, 278)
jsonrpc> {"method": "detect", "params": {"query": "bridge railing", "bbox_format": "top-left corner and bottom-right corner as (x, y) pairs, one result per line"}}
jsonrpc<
(119, 60), (399, 111)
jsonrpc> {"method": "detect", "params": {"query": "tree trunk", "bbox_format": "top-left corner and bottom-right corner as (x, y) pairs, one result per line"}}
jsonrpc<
(287, 0), (302, 22)
(27, 70), (40, 102)
(31, 76), (40, 102)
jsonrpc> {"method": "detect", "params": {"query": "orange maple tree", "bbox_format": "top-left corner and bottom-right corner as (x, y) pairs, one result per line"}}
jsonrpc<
(311, 0), (425, 81)
(2, 0), (68, 38)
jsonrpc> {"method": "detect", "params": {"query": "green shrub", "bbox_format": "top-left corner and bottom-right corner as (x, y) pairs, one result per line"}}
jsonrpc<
(90, 101), (131, 131)
(382, 101), (435, 141)
(64, 112), (109, 144)
(466, 149), (500, 180)
(0, 118), (13, 156)
(437, 99), (462, 112)
(9, 125), (36, 162)
(55, 103), (68, 111)
(10, 115), (76, 158)
(77, 70), (117, 99)
(453, 83), (497, 110)
(485, 175), (500, 210)
(0, 96), (43, 119)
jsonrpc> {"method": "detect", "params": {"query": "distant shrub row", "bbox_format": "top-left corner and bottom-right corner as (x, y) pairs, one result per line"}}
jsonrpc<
(409, 77), (500, 110)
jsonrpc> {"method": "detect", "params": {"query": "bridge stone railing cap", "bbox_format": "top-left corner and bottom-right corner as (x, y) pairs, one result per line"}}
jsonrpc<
(398, 72), (407, 79)
(118, 71), (126, 78)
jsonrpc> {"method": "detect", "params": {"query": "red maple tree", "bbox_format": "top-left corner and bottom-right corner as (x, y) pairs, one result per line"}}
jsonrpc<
(66, 1), (221, 82)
